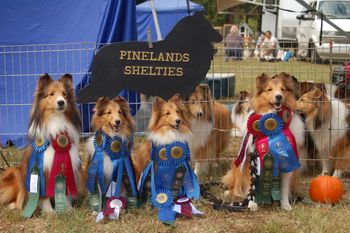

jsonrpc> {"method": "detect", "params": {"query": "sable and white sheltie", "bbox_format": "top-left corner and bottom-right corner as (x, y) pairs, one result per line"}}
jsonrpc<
(85, 96), (135, 196)
(184, 84), (232, 178)
(298, 88), (348, 177)
(133, 95), (191, 183)
(223, 73), (305, 210)
(231, 90), (253, 137)
(0, 74), (82, 212)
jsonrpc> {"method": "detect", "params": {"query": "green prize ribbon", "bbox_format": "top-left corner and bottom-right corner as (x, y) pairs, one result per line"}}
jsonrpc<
(89, 185), (102, 212)
(54, 174), (67, 213)
(256, 153), (273, 204)
(22, 165), (40, 218)
(271, 176), (281, 201)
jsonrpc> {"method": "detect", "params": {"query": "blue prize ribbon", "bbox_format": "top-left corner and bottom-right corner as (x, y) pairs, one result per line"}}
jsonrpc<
(122, 144), (138, 197)
(268, 132), (301, 177)
(166, 141), (190, 165)
(112, 138), (138, 197)
(151, 144), (170, 166)
(26, 138), (50, 196)
(113, 158), (124, 197)
(151, 188), (174, 208)
(158, 206), (177, 224)
(87, 132), (107, 193)
(138, 161), (153, 197)
(105, 135), (122, 160)
(183, 161), (200, 199)
(259, 113), (283, 137)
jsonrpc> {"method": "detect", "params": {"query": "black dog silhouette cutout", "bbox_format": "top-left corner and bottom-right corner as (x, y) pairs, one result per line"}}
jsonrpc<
(77, 11), (222, 103)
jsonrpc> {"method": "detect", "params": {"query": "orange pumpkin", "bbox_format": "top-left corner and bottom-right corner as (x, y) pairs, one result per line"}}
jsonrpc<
(309, 175), (344, 204)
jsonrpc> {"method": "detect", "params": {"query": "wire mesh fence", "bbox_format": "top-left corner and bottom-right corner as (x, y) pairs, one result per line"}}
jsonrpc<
(0, 40), (350, 197)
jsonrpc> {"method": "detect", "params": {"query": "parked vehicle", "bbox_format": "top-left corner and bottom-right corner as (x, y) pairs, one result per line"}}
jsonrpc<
(296, 0), (350, 61)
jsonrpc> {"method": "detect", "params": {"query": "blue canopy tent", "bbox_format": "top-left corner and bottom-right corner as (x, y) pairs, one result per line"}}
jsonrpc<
(0, 0), (140, 147)
(136, 0), (204, 41)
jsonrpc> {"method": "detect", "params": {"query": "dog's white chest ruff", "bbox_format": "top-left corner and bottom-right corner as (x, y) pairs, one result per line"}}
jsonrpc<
(188, 119), (212, 152)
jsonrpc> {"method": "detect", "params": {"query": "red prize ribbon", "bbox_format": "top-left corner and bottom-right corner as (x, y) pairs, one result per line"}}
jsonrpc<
(46, 133), (77, 197)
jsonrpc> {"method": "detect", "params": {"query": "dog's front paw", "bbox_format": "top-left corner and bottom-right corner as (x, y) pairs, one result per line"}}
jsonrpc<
(281, 201), (292, 211)
(224, 190), (232, 197)
(333, 170), (343, 179)
(248, 201), (258, 211)
(8, 202), (17, 210)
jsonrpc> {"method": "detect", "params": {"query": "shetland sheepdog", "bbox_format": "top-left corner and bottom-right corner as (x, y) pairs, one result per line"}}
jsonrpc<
(0, 73), (82, 212)
(243, 36), (253, 60)
(331, 115), (350, 176)
(133, 95), (191, 183)
(231, 90), (252, 137)
(184, 84), (232, 178)
(297, 88), (348, 176)
(85, 96), (135, 195)
(223, 73), (305, 210)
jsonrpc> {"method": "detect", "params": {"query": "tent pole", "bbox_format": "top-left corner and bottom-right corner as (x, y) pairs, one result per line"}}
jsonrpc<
(150, 0), (162, 40)
(186, 0), (191, 15)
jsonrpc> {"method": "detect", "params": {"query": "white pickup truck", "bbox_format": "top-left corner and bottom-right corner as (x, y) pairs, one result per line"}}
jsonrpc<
(296, 0), (350, 61)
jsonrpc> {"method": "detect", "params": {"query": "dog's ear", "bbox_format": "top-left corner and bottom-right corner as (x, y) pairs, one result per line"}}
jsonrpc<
(196, 84), (212, 100)
(113, 96), (130, 112)
(59, 73), (73, 87)
(238, 90), (251, 100)
(148, 97), (166, 130)
(37, 73), (53, 89)
(169, 94), (183, 105)
(280, 73), (295, 92)
(256, 73), (270, 93)
(94, 96), (110, 115)
(312, 88), (324, 101)
(153, 97), (166, 112)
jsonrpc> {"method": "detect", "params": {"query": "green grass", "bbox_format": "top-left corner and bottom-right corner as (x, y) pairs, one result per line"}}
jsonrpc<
(2, 198), (350, 233)
(209, 52), (335, 96)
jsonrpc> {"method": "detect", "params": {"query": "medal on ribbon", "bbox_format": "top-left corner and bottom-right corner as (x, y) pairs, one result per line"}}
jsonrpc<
(247, 113), (264, 138)
(259, 113), (283, 137)
(278, 106), (292, 129)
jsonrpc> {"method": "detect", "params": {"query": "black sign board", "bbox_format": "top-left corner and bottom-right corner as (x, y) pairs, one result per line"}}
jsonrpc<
(77, 11), (222, 102)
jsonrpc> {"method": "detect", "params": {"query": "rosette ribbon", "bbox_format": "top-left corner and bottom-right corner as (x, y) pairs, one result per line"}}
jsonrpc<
(96, 197), (127, 222)
(47, 133), (77, 197)
(87, 131), (107, 194)
(25, 137), (50, 196)
(256, 113), (300, 177)
(110, 136), (137, 199)
(138, 141), (201, 224)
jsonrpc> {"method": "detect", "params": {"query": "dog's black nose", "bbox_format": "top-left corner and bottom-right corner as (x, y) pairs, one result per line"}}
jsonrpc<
(175, 119), (181, 125)
(275, 94), (282, 101)
(115, 120), (121, 126)
(197, 112), (203, 117)
(57, 100), (65, 107)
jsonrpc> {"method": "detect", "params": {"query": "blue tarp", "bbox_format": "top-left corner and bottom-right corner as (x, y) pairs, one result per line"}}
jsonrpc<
(0, 0), (140, 147)
(136, 0), (203, 41)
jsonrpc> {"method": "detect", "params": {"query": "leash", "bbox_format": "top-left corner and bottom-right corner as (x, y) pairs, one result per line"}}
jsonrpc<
(200, 151), (260, 212)
(200, 181), (247, 212)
